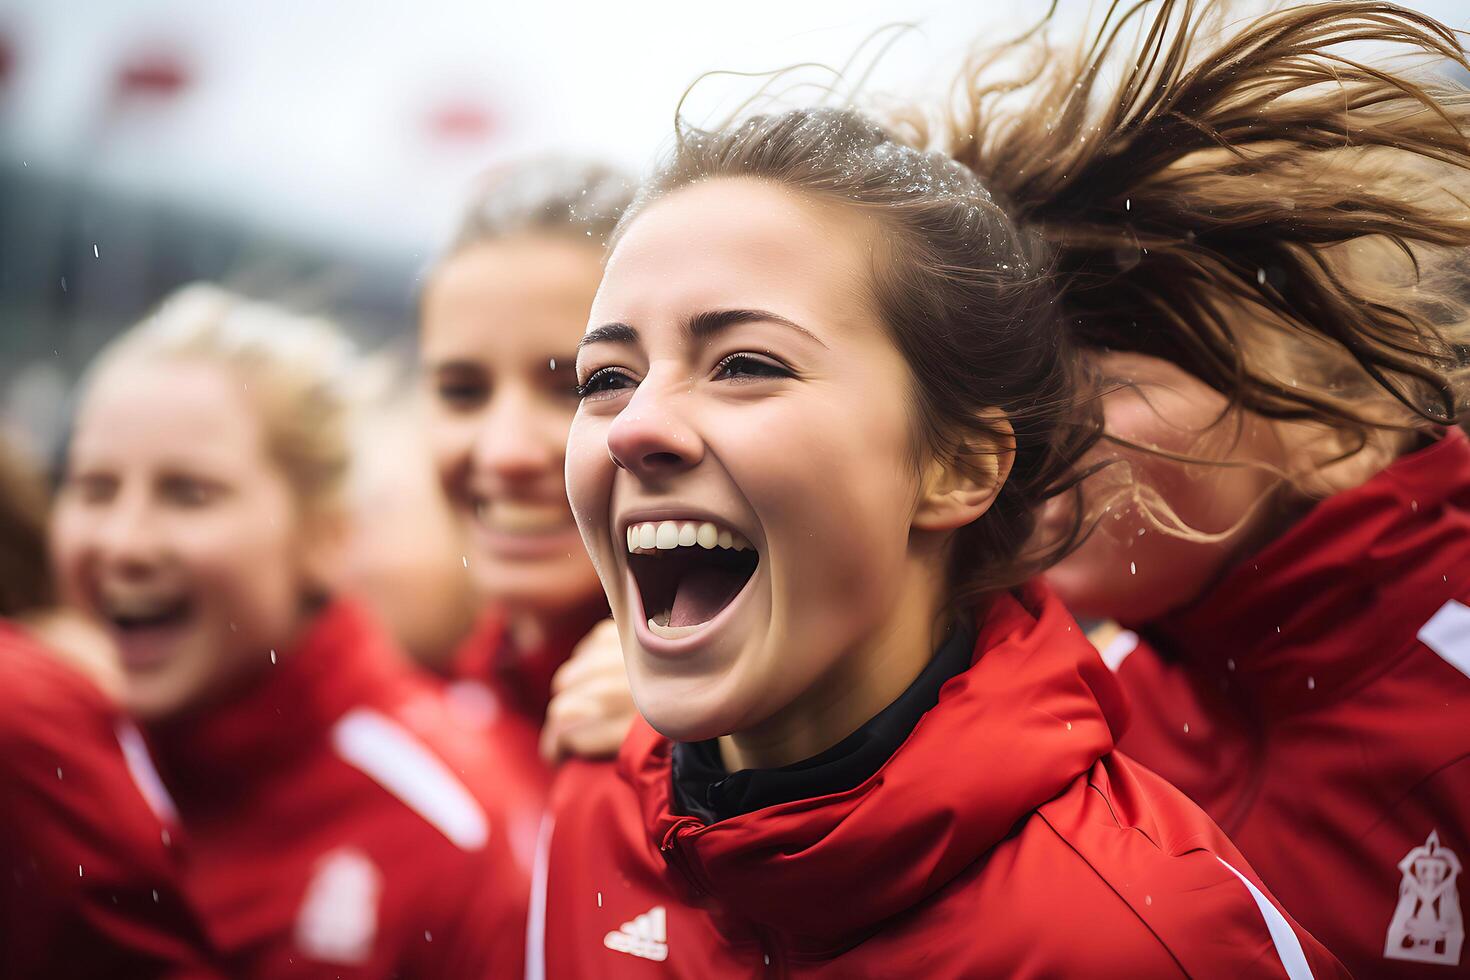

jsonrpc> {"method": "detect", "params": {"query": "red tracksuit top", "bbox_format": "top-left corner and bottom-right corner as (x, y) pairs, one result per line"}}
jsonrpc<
(0, 620), (220, 979)
(1112, 429), (1470, 976)
(146, 600), (529, 979)
(446, 604), (608, 867)
(532, 586), (1348, 978)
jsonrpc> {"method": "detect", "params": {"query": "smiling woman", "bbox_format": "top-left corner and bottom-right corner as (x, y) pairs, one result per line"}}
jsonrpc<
(48, 285), (532, 978)
(534, 7), (1361, 976)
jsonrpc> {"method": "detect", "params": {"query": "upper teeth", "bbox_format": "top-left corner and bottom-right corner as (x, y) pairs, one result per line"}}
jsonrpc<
(626, 520), (750, 554)
(101, 593), (181, 618)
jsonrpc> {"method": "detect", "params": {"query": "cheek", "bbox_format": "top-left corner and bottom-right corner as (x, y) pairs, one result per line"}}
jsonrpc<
(425, 411), (479, 495)
(48, 506), (95, 605)
(564, 416), (615, 536)
(181, 504), (305, 629)
(727, 394), (915, 549)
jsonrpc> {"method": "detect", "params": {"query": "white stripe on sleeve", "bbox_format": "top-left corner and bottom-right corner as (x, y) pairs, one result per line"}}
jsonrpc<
(1216, 856), (1314, 980)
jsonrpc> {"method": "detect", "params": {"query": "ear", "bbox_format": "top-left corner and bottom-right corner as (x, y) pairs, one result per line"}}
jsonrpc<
(912, 410), (1016, 532)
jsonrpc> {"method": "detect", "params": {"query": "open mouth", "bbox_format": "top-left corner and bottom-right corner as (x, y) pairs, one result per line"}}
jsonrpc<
(625, 520), (759, 638)
(104, 596), (192, 632)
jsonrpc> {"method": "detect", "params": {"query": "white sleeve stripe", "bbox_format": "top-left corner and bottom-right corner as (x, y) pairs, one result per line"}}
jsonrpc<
(1417, 599), (1470, 680)
(115, 720), (179, 825)
(331, 708), (488, 851)
(524, 813), (554, 980)
(1216, 856), (1314, 980)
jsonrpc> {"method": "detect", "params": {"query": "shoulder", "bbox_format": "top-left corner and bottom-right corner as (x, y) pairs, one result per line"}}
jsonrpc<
(1031, 754), (1348, 978)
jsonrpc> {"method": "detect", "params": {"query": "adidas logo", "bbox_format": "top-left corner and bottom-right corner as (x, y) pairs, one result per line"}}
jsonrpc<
(603, 905), (669, 962)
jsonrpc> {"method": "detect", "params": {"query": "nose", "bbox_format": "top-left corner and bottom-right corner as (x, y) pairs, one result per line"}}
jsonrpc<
(471, 385), (561, 483)
(94, 489), (165, 578)
(605, 375), (704, 480)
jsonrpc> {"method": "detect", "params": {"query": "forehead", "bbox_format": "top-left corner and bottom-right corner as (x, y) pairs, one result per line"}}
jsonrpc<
(594, 178), (875, 331)
(73, 357), (266, 468)
(423, 237), (604, 358)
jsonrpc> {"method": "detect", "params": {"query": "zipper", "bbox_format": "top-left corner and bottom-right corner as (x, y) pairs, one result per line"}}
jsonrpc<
(660, 817), (788, 977)
(658, 817), (709, 896)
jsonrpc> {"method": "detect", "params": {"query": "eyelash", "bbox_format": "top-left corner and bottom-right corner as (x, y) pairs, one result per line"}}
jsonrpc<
(575, 353), (794, 399)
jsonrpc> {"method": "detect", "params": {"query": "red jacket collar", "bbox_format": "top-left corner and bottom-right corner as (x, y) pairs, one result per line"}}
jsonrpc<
(1146, 428), (1470, 715)
(147, 600), (403, 808)
(617, 585), (1126, 947)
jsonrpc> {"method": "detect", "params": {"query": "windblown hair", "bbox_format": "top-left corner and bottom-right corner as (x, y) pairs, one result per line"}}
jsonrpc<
(947, 0), (1470, 446)
(0, 439), (52, 617)
(87, 284), (362, 521)
(624, 0), (1470, 600)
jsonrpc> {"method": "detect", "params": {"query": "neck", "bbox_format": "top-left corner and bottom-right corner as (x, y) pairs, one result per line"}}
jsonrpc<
(504, 598), (606, 658)
(719, 557), (950, 772)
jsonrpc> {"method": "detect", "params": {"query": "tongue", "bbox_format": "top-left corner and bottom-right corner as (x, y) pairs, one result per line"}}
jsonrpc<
(669, 565), (746, 628)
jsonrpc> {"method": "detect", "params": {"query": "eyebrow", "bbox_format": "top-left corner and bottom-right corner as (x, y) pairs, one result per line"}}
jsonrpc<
(576, 309), (827, 351)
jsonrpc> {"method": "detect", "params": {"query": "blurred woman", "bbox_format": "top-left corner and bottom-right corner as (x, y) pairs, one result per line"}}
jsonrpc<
(0, 437), (219, 979)
(1017, 3), (1470, 974)
(532, 11), (1354, 975)
(420, 159), (637, 785)
(50, 286), (528, 978)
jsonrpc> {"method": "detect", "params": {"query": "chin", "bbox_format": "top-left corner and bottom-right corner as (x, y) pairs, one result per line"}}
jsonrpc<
(123, 675), (198, 722)
(475, 564), (602, 615)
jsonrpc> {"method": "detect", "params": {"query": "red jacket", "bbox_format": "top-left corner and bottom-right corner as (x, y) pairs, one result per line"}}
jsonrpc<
(445, 604), (607, 865)
(147, 600), (528, 978)
(533, 587), (1347, 978)
(0, 620), (219, 979)
(1115, 429), (1470, 976)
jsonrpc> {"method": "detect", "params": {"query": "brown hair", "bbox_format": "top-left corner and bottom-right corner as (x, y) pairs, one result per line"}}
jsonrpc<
(626, 0), (1470, 600)
(947, 0), (1470, 451)
(622, 110), (1097, 602)
(443, 157), (636, 258)
(0, 438), (53, 616)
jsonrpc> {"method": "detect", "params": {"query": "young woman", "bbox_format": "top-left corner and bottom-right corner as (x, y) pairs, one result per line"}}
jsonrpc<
(50, 286), (528, 978)
(420, 158), (638, 781)
(1012, 4), (1470, 975)
(532, 10), (1355, 976)
(0, 438), (220, 979)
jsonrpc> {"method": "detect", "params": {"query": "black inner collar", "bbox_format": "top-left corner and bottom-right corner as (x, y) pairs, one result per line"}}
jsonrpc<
(671, 621), (976, 824)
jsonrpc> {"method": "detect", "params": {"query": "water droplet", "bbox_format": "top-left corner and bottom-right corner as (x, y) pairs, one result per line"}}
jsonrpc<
(1306, 676), (1316, 690)
(597, 891), (603, 908)
(1411, 500), (1419, 512)
(424, 930), (433, 942)
(93, 244), (100, 258)
(1183, 722), (1191, 734)
(548, 357), (557, 371)
(56, 767), (63, 780)
(152, 889), (159, 902)
(78, 865), (84, 877)
(462, 555), (468, 568)
(1226, 658), (1236, 672)
(1145, 895), (1153, 906)
(1256, 268), (1266, 285)
(1065, 721), (1072, 731)
(1125, 198), (1131, 211)
(162, 828), (172, 847)
(269, 649), (277, 665)
(1129, 562), (1137, 575)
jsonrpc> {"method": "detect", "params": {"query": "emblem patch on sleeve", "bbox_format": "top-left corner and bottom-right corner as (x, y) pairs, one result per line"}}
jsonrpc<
(1384, 830), (1463, 966)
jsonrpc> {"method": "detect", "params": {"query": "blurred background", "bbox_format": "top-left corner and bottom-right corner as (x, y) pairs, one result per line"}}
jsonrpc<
(3, 0), (1467, 467)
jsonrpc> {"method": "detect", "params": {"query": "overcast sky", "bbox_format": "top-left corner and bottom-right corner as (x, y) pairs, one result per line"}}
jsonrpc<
(3, 1), (1466, 255)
